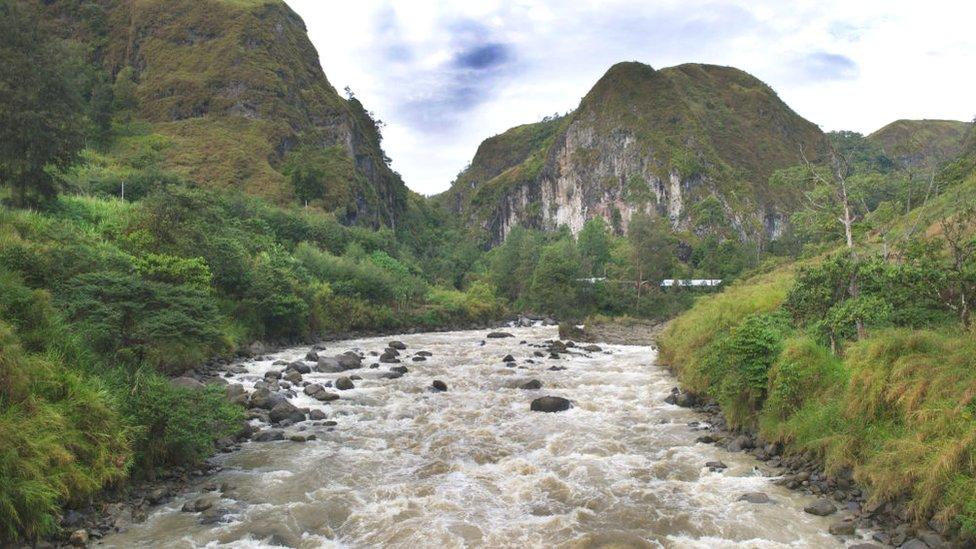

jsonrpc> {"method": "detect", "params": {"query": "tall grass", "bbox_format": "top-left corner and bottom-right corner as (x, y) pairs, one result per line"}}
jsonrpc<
(0, 323), (129, 543)
(659, 265), (976, 538)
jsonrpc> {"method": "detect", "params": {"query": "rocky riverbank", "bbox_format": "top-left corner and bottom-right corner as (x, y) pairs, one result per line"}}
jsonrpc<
(666, 388), (956, 548)
(559, 316), (667, 346)
(42, 318), (563, 547)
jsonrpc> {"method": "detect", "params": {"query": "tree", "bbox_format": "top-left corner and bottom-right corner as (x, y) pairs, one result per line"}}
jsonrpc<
(0, 0), (87, 206)
(577, 217), (611, 276)
(112, 66), (138, 113)
(627, 213), (673, 297)
(528, 238), (582, 318)
(799, 146), (868, 339)
(940, 206), (976, 326)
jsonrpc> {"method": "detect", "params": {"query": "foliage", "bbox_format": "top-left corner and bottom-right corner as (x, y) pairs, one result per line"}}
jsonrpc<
(0, 0), (88, 206)
(112, 368), (242, 472)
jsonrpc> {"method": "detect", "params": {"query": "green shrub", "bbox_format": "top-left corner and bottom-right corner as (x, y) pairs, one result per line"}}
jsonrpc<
(111, 368), (242, 474)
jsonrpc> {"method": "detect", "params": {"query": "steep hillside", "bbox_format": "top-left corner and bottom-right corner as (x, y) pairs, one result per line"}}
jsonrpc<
(40, 0), (406, 226)
(441, 62), (827, 245)
(868, 118), (972, 169)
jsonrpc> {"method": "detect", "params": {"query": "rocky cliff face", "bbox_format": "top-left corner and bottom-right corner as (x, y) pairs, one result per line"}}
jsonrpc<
(440, 62), (827, 246)
(43, 0), (406, 226)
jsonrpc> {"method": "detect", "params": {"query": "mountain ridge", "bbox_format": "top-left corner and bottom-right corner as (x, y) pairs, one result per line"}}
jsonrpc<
(41, 0), (407, 226)
(439, 61), (828, 245)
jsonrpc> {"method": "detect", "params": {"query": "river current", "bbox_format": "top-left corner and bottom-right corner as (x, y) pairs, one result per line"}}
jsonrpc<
(101, 326), (846, 548)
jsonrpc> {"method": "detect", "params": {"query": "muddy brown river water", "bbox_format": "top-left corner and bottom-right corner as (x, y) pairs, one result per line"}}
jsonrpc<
(100, 326), (856, 548)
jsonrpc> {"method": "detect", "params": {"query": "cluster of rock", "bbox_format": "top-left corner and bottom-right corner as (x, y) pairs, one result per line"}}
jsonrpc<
(668, 388), (953, 548)
(60, 331), (606, 545)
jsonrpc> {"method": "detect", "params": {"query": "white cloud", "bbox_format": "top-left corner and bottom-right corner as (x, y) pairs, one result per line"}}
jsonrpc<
(288, 0), (976, 195)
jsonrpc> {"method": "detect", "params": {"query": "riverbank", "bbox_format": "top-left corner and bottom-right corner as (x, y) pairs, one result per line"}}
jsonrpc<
(656, 265), (974, 548)
(664, 388), (952, 548)
(39, 316), (554, 547)
(558, 315), (668, 345)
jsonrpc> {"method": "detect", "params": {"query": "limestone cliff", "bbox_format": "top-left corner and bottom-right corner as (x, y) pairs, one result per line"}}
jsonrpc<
(439, 62), (827, 246)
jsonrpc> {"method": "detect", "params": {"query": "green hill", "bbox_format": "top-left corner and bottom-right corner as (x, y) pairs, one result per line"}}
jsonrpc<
(439, 61), (827, 245)
(40, 0), (407, 226)
(867, 118), (972, 170)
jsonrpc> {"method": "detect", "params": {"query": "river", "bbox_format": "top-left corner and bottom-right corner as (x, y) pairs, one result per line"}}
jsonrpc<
(101, 326), (846, 548)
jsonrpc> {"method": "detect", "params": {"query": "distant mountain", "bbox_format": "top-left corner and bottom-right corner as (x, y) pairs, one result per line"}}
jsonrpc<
(868, 119), (972, 169)
(438, 61), (827, 245)
(42, 0), (406, 225)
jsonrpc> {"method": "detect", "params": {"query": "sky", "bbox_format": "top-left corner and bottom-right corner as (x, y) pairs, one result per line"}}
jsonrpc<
(287, 0), (976, 195)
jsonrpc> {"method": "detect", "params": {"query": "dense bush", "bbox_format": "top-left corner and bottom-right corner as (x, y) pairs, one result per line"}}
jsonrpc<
(111, 368), (243, 473)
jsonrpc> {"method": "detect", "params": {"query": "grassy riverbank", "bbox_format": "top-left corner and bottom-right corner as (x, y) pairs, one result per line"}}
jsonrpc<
(0, 190), (508, 543)
(659, 260), (976, 539)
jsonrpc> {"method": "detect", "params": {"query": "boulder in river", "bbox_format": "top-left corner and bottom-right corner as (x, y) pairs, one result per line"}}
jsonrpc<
(828, 521), (856, 536)
(284, 370), (302, 384)
(289, 361), (311, 374)
(388, 340), (407, 350)
(309, 409), (327, 420)
(804, 499), (837, 516)
(520, 379), (542, 390)
(379, 352), (400, 364)
(182, 494), (219, 513)
(248, 387), (285, 410)
(487, 332), (514, 338)
(305, 351), (319, 361)
(314, 391), (339, 402)
(416, 350), (433, 357)
(335, 376), (355, 390)
(252, 429), (285, 442)
(337, 352), (363, 370)
(431, 380), (448, 392)
(269, 400), (305, 424)
(530, 396), (572, 413)
(727, 435), (754, 452)
(316, 357), (344, 373)
(705, 461), (727, 471)
(583, 344), (603, 352)
(502, 354), (516, 363)
(412, 356), (426, 362)
(738, 492), (771, 504)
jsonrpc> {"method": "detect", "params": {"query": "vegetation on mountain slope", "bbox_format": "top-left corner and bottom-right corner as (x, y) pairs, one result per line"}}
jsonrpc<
(660, 121), (976, 540)
(440, 61), (827, 247)
(868, 118), (972, 169)
(40, 0), (408, 225)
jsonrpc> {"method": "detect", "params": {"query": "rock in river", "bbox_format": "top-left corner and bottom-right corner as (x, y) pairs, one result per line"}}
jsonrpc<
(530, 396), (572, 413)
(520, 379), (542, 390)
(487, 332), (514, 338)
(269, 400), (305, 424)
(389, 340), (407, 350)
(335, 376), (355, 390)
(804, 499), (837, 516)
(431, 380), (448, 392)
(738, 492), (770, 504)
(252, 429), (285, 442)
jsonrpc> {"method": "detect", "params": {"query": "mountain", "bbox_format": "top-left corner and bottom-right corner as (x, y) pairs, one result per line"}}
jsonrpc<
(41, 0), (406, 226)
(439, 62), (827, 245)
(867, 118), (972, 169)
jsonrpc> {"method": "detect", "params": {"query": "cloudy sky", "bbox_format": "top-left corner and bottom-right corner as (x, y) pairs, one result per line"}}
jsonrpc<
(288, 0), (976, 195)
